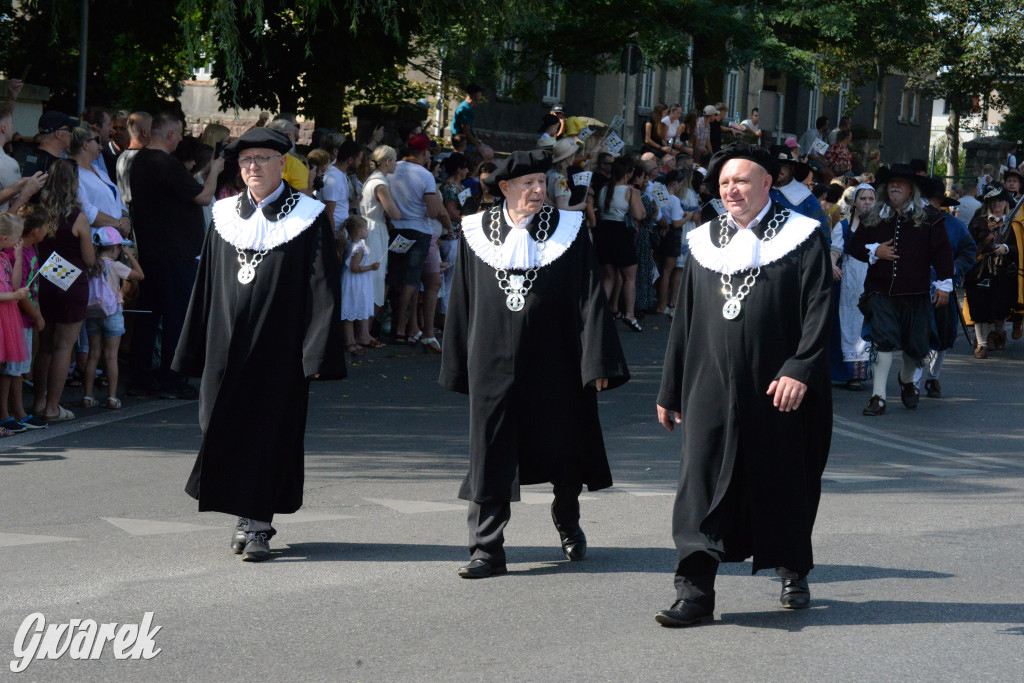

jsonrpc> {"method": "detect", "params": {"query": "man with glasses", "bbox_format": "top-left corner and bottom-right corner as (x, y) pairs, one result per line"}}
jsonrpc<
(172, 127), (344, 562)
(128, 112), (224, 399)
(22, 111), (78, 177)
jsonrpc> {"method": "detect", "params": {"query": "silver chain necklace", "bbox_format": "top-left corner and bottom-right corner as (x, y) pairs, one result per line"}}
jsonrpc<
(718, 208), (788, 320)
(490, 205), (552, 311)
(232, 191), (301, 284)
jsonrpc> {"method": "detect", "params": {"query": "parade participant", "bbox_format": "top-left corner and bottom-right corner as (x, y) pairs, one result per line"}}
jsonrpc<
(829, 183), (875, 390)
(963, 184), (1018, 358)
(921, 177), (975, 396)
(768, 146), (830, 240)
(847, 164), (954, 414)
(440, 150), (629, 579)
(999, 168), (1024, 342)
(655, 142), (832, 627)
(172, 127), (345, 562)
(1002, 167), (1022, 201)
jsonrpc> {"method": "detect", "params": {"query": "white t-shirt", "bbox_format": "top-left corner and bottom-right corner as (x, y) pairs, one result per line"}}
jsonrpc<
(390, 160), (436, 234)
(957, 195), (982, 225)
(664, 194), (683, 225)
(0, 149), (21, 212)
(321, 165), (350, 229)
(661, 116), (681, 140)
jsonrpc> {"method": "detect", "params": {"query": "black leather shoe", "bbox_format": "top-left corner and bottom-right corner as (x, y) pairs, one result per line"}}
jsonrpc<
(780, 577), (810, 609)
(863, 395), (886, 416)
(924, 379), (941, 398)
(898, 374), (919, 409)
(230, 517), (248, 554)
(457, 558), (507, 579)
(241, 528), (276, 562)
(559, 528), (587, 561)
(655, 600), (714, 627)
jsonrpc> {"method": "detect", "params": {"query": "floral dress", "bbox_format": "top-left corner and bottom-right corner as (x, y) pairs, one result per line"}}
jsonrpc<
(632, 192), (659, 313)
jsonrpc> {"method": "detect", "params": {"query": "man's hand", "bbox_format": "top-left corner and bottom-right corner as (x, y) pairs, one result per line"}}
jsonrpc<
(657, 404), (682, 431)
(875, 239), (899, 260)
(767, 376), (807, 412)
(594, 377), (608, 392)
(209, 156), (226, 176)
(933, 289), (949, 307)
(832, 264), (842, 281)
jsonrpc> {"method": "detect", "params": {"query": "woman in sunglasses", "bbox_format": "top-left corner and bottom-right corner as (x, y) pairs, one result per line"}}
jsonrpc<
(70, 125), (130, 237)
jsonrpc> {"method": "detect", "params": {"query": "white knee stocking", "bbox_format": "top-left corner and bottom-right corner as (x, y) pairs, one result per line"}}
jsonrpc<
(928, 350), (946, 380)
(872, 351), (893, 398)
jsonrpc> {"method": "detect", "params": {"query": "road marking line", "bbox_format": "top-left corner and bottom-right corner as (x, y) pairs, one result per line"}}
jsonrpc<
(0, 532), (83, 547)
(885, 463), (986, 477)
(103, 517), (221, 536)
(833, 415), (982, 457)
(363, 498), (466, 514)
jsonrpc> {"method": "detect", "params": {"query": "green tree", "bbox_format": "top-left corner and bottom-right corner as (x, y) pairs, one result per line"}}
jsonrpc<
(909, 0), (1024, 179)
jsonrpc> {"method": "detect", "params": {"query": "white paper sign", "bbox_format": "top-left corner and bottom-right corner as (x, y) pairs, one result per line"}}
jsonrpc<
(710, 198), (727, 215)
(604, 132), (625, 156)
(388, 235), (415, 254)
(572, 171), (593, 187)
(457, 187), (472, 206)
(653, 185), (671, 206)
(577, 127), (594, 142)
(811, 138), (829, 156)
(610, 115), (626, 132)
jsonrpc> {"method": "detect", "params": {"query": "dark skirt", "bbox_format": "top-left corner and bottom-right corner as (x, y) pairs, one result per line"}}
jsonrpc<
(656, 228), (682, 259)
(964, 261), (1017, 323)
(593, 219), (637, 267)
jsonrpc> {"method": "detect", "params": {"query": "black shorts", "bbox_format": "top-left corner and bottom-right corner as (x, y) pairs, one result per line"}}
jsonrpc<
(866, 293), (932, 362)
(593, 219), (638, 267)
(385, 229), (432, 289)
(655, 228), (682, 259)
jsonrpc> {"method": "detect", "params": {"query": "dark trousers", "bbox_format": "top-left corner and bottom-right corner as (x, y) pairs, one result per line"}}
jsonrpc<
(674, 551), (805, 604)
(467, 480), (583, 563)
(129, 258), (198, 389)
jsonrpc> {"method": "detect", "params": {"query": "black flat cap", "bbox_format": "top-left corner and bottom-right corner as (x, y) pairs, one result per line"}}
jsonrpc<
(483, 150), (552, 195)
(223, 127), (292, 157)
(707, 142), (781, 191)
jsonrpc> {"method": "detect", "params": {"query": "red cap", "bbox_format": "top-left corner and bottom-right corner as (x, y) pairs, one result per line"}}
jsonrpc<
(408, 134), (431, 152)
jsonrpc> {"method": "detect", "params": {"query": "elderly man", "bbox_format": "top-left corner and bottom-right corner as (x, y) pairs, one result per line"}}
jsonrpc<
(848, 164), (954, 415)
(769, 145), (830, 241)
(172, 127), (345, 562)
(441, 150), (629, 579)
(655, 142), (833, 627)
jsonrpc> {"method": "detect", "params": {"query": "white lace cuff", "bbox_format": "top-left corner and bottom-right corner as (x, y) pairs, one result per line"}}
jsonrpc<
(933, 279), (953, 293)
(866, 242), (881, 265)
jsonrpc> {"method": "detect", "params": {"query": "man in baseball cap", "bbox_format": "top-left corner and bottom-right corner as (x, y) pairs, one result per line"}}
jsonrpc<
(22, 111), (79, 176)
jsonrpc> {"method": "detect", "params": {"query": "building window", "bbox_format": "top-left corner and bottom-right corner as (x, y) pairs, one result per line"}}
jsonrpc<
(639, 65), (656, 113)
(807, 66), (820, 129)
(724, 69), (740, 121)
(497, 42), (518, 98)
(193, 63), (213, 81)
(682, 44), (694, 113)
(899, 89), (920, 123)
(837, 79), (850, 118)
(542, 61), (563, 105)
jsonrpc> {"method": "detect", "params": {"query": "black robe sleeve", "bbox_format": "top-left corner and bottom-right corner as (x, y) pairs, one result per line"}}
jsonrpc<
(302, 215), (346, 380)
(928, 215), (955, 282)
(657, 252), (695, 413)
(578, 231), (629, 390)
(439, 236), (471, 394)
(172, 228), (215, 377)
(775, 231), (833, 386)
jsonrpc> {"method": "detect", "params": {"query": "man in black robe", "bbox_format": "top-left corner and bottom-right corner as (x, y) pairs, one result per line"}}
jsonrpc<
(173, 128), (345, 562)
(655, 143), (833, 627)
(440, 150), (629, 579)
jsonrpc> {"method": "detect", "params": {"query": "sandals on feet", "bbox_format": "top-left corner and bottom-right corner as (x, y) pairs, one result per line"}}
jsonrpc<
(419, 337), (442, 354)
(106, 397), (122, 409)
(81, 396), (99, 408)
(43, 406), (76, 422)
(346, 344), (365, 356)
(623, 317), (643, 332)
(361, 338), (386, 349)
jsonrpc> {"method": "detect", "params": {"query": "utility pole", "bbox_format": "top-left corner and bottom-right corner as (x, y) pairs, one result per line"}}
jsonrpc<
(77, 0), (89, 114)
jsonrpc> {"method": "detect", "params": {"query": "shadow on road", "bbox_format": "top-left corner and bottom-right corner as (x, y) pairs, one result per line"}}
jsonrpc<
(718, 599), (1024, 632)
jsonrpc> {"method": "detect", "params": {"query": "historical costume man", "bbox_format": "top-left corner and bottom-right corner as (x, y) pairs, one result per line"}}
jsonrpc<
(999, 168), (1024, 340)
(847, 164), (954, 414)
(768, 145), (830, 240)
(655, 143), (833, 627)
(440, 150), (629, 579)
(922, 177), (975, 397)
(173, 128), (345, 561)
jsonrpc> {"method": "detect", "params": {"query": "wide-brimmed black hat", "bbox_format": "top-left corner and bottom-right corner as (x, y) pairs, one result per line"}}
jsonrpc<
(924, 176), (959, 206)
(538, 114), (560, 134)
(767, 144), (810, 183)
(875, 164), (930, 193)
(980, 183), (1014, 205)
(706, 142), (780, 191)
(223, 127), (292, 157)
(483, 150), (553, 195)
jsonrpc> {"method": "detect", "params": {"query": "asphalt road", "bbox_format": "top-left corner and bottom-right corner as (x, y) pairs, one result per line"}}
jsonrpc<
(1, 317), (1022, 680)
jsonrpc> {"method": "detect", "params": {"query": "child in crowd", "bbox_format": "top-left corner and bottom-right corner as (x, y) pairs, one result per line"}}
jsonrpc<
(81, 227), (143, 409)
(338, 216), (381, 356)
(0, 213), (30, 435)
(4, 206), (48, 430)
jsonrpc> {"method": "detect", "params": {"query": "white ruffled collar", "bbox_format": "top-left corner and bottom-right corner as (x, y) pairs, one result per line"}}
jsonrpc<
(775, 179), (812, 206)
(212, 188), (325, 251)
(462, 205), (583, 270)
(687, 206), (819, 274)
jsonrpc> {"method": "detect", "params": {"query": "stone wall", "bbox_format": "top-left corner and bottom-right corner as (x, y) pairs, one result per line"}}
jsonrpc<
(963, 136), (1014, 181)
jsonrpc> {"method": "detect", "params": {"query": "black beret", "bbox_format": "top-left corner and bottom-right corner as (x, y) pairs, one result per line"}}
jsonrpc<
(483, 150), (552, 195)
(223, 127), (292, 157)
(706, 142), (780, 191)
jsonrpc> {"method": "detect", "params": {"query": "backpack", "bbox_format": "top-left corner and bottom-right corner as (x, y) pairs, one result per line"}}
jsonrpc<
(86, 266), (118, 319)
